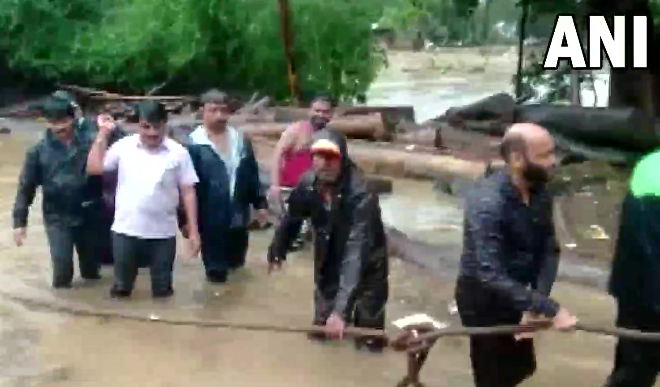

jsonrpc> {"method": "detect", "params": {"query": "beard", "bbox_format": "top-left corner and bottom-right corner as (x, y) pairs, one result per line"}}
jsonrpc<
(522, 159), (553, 185)
(310, 116), (330, 130)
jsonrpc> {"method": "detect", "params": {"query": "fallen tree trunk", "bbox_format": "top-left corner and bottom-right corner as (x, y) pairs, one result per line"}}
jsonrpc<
(252, 138), (496, 182)
(445, 92), (516, 127)
(515, 105), (658, 154)
(235, 96), (271, 115)
(272, 106), (414, 134)
(164, 113), (389, 141)
(237, 113), (389, 140)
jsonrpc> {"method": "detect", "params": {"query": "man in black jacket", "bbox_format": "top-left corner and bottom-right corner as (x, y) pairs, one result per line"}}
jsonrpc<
(181, 89), (268, 283)
(605, 149), (660, 387)
(267, 128), (389, 352)
(52, 90), (128, 266)
(456, 123), (578, 387)
(12, 98), (102, 288)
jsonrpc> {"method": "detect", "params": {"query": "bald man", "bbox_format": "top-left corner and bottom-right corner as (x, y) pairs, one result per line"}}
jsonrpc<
(455, 123), (578, 387)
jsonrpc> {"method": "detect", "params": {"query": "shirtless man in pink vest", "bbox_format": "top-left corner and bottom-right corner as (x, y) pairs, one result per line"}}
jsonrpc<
(269, 96), (334, 247)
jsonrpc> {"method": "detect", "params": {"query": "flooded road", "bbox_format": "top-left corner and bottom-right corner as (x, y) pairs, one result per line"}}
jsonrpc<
(0, 127), (632, 387)
(0, 47), (639, 386)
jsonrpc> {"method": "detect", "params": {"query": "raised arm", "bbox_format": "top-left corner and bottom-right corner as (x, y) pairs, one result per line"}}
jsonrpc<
(87, 116), (120, 175)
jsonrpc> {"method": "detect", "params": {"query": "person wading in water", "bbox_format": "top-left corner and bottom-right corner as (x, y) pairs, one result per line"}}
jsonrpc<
(455, 123), (578, 387)
(269, 95), (334, 249)
(13, 98), (103, 288)
(180, 89), (268, 283)
(87, 101), (201, 299)
(268, 128), (389, 353)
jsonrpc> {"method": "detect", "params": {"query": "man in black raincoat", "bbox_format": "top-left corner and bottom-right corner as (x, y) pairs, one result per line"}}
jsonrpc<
(52, 89), (129, 266)
(12, 98), (103, 288)
(267, 128), (389, 352)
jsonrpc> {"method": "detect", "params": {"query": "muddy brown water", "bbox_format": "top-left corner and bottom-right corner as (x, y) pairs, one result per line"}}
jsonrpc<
(0, 124), (644, 387)
(0, 51), (640, 385)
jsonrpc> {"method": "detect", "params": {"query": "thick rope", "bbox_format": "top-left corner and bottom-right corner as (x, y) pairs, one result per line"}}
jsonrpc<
(0, 290), (386, 338)
(4, 288), (660, 352)
(406, 323), (660, 354)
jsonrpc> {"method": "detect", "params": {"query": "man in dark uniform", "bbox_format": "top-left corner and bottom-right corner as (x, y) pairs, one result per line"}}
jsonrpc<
(605, 148), (660, 387)
(12, 98), (102, 288)
(455, 123), (578, 387)
(52, 89), (128, 266)
(51, 90), (90, 132)
(267, 128), (389, 353)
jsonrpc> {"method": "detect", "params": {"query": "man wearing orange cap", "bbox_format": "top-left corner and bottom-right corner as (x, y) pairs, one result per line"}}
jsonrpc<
(267, 128), (389, 353)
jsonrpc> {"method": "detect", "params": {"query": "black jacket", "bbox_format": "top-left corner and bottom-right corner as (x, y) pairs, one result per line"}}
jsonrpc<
(609, 150), (660, 312)
(12, 119), (126, 229)
(185, 136), (267, 230)
(458, 171), (561, 317)
(268, 129), (388, 317)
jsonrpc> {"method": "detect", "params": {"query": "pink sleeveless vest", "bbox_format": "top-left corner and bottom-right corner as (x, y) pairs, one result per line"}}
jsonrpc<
(279, 121), (314, 187)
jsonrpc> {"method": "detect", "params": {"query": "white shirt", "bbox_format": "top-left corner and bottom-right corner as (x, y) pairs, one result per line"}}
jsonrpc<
(103, 134), (198, 239)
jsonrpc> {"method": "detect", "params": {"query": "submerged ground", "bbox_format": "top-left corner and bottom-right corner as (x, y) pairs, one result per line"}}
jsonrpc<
(0, 47), (641, 386)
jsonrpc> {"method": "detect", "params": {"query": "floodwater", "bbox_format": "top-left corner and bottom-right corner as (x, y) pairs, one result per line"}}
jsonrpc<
(0, 125), (629, 387)
(0, 49), (639, 387)
(366, 49), (516, 123)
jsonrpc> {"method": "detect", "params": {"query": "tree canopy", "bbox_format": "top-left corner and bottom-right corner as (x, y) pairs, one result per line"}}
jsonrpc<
(0, 0), (387, 101)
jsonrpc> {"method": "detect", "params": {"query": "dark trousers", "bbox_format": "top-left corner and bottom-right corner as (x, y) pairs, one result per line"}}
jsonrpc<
(98, 224), (149, 268)
(45, 223), (100, 287)
(312, 282), (388, 329)
(200, 227), (249, 276)
(311, 280), (388, 348)
(456, 276), (536, 387)
(605, 304), (660, 387)
(111, 232), (176, 295)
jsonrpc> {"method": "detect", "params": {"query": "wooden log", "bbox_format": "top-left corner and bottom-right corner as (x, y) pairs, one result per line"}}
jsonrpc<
(256, 161), (393, 195)
(240, 123), (290, 138)
(240, 113), (389, 140)
(252, 138), (495, 182)
(341, 105), (415, 133)
(395, 128), (436, 147)
(87, 94), (194, 101)
(272, 105), (414, 134)
(272, 107), (308, 122)
(235, 96), (271, 115)
(331, 113), (389, 140)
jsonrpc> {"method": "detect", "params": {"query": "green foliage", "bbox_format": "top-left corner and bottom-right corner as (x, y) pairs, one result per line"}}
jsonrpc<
(378, 0), (488, 44)
(453, 0), (479, 18)
(0, 0), (386, 101)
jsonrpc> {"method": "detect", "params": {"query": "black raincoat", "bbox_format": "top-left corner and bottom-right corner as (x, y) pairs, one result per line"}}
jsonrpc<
(268, 129), (389, 331)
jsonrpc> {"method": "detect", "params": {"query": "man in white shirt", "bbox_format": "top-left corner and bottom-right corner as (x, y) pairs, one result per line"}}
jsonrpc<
(87, 101), (201, 298)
